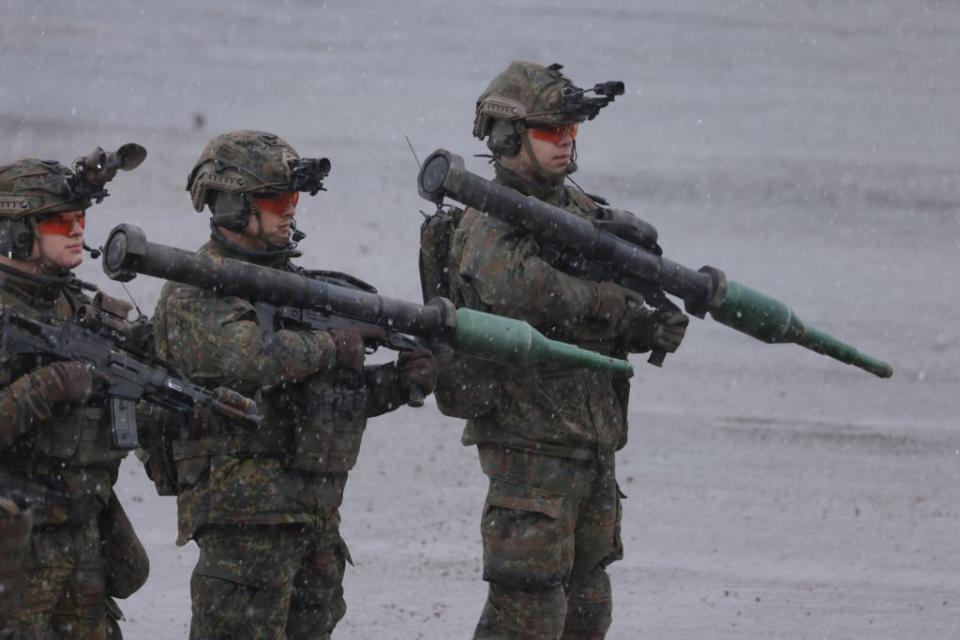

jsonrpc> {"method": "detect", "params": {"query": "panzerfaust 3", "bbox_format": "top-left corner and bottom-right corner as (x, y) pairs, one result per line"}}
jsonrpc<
(417, 149), (893, 379)
(100, 224), (633, 378)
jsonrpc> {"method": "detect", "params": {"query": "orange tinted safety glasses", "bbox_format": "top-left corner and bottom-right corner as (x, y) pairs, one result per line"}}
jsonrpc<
(36, 210), (85, 236)
(528, 123), (579, 145)
(252, 192), (300, 215)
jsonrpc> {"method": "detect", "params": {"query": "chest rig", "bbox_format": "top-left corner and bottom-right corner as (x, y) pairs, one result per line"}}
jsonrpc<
(257, 269), (373, 474)
(0, 275), (125, 476)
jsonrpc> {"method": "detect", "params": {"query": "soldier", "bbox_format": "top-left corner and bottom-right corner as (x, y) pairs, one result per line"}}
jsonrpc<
(445, 62), (689, 638)
(0, 155), (149, 638)
(151, 130), (438, 639)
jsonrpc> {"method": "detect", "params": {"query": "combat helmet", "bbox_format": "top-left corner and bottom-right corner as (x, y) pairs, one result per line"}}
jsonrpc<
(0, 144), (145, 259)
(186, 130), (330, 232)
(473, 61), (624, 158)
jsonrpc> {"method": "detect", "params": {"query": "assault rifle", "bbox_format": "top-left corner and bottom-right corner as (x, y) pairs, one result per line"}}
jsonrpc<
(0, 306), (261, 450)
(416, 149), (893, 379)
(99, 224), (634, 381)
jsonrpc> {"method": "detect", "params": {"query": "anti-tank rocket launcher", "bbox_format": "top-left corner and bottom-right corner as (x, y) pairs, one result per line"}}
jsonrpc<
(416, 149), (893, 379)
(99, 224), (634, 380)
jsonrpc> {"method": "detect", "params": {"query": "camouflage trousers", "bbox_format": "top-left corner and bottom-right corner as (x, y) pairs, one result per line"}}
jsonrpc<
(0, 497), (32, 621)
(189, 516), (349, 640)
(0, 518), (106, 640)
(473, 444), (623, 640)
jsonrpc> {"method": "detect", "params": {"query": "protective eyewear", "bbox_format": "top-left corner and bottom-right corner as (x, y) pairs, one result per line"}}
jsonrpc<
(528, 123), (579, 145)
(252, 192), (300, 215)
(36, 210), (85, 236)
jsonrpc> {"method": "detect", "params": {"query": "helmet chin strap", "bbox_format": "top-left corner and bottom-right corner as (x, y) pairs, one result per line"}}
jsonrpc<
(250, 211), (270, 247)
(210, 223), (302, 261)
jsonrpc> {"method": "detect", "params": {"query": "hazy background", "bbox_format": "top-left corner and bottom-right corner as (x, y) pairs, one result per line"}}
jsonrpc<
(2, 2), (958, 638)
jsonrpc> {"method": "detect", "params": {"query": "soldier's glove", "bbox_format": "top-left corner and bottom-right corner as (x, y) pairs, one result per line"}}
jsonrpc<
(620, 305), (690, 354)
(46, 361), (109, 404)
(585, 282), (645, 337)
(397, 348), (439, 396)
(328, 326), (386, 373)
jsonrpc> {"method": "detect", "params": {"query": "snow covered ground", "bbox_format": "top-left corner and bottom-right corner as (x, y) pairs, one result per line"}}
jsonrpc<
(2, 2), (958, 638)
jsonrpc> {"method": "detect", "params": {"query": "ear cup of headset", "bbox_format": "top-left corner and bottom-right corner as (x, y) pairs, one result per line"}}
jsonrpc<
(0, 218), (36, 260)
(486, 120), (522, 157)
(209, 192), (251, 232)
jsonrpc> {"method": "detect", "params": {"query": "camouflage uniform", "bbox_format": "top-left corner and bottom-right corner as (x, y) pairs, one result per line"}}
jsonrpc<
(0, 268), (146, 640)
(0, 496), (32, 621)
(448, 62), (679, 639)
(153, 131), (419, 640)
(0, 158), (148, 640)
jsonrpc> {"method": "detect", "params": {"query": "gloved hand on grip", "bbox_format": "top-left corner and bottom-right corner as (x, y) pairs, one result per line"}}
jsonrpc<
(397, 348), (439, 396)
(620, 305), (689, 354)
(328, 326), (386, 373)
(46, 361), (109, 404)
(575, 281), (646, 343)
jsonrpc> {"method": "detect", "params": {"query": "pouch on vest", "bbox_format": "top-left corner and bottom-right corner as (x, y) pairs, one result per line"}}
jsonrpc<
(288, 375), (369, 474)
(34, 406), (125, 467)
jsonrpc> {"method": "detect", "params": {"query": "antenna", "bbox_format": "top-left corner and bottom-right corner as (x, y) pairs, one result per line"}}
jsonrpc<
(120, 281), (145, 320)
(404, 134), (422, 169)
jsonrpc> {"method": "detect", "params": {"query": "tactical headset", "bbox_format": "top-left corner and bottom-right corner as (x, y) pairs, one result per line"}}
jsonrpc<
(0, 216), (35, 260)
(486, 120), (524, 158)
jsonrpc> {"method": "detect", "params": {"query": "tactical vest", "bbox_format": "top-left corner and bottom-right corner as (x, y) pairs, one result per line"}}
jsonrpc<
(272, 269), (373, 474)
(158, 268), (374, 485)
(32, 405), (125, 468)
(277, 370), (370, 474)
(0, 279), (126, 472)
(418, 185), (611, 420)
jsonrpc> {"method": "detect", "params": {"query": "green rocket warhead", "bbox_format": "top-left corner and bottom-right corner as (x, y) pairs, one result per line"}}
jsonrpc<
(100, 224), (633, 378)
(417, 149), (893, 379)
(708, 279), (892, 378)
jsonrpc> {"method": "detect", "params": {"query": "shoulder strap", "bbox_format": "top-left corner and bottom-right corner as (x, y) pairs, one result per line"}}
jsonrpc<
(566, 187), (600, 215)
